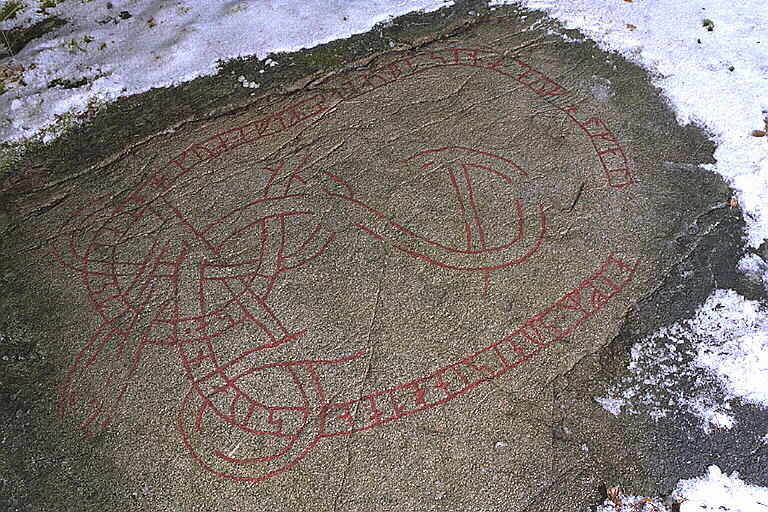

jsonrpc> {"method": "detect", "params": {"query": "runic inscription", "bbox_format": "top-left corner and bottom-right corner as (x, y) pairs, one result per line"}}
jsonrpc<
(53, 48), (637, 483)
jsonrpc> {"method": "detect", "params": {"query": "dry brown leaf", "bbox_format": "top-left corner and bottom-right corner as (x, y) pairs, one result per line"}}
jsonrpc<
(626, 23), (637, 31)
(607, 486), (623, 506)
(730, 197), (739, 209)
(752, 129), (766, 137)
(0, 64), (24, 80)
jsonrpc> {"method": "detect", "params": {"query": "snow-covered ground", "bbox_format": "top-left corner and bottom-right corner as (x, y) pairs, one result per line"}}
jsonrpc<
(1, 0), (767, 509)
(0, 0), (451, 142)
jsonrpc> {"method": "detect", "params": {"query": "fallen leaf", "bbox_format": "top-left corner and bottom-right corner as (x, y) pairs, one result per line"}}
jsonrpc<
(730, 197), (739, 209)
(626, 23), (637, 31)
(607, 486), (622, 506)
(752, 129), (766, 137)
(0, 64), (24, 80)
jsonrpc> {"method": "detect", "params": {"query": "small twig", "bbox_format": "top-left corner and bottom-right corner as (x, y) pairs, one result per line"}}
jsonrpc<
(1, 2), (28, 63)
(568, 181), (585, 212)
(1, 2), (23, 21)
(1, 28), (15, 60)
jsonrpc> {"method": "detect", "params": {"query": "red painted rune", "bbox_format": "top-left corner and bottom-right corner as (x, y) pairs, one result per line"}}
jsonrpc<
(52, 48), (637, 483)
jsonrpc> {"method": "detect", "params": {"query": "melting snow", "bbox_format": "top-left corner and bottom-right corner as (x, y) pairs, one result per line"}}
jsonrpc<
(597, 289), (768, 432)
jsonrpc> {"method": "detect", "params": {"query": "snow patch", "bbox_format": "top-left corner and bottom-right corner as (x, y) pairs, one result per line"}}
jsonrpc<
(675, 465), (768, 512)
(491, 0), (768, 248)
(597, 289), (768, 432)
(690, 289), (768, 406)
(0, 0), (453, 143)
(739, 253), (768, 291)
(594, 466), (768, 512)
(594, 397), (624, 416)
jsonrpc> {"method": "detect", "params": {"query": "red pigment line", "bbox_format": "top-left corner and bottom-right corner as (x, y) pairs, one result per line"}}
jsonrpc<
(150, 49), (626, 199)
(403, 146), (527, 178)
(155, 196), (219, 254)
(228, 393), (242, 419)
(221, 279), (278, 344)
(242, 403), (257, 427)
(57, 46), (638, 486)
(99, 239), (162, 306)
(320, 171), (354, 199)
(281, 231), (336, 271)
(176, 287), (221, 384)
(355, 223), (384, 241)
(219, 331), (311, 382)
(80, 401), (103, 429)
(390, 204), (544, 272)
(198, 260), (207, 315)
(146, 50), (624, 206)
(345, 190), (535, 257)
(82, 326), (121, 370)
(568, 117), (632, 188)
(59, 325), (114, 418)
(251, 294), (290, 338)
(178, 376), (323, 482)
(187, 348), (214, 367)
(87, 279), (114, 298)
(277, 217), (331, 269)
(511, 199), (526, 248)
(446, 166), (473, 251)
(283, 153), (314, 197)
(262, 160), (286, 198)
(462, 163), (487, 250)
(193, 400), (207, 434)
(277, 215), (287, 272)
(285, 223), (322, 259)
(212, 209), (314, 251)
(322, 254), (638, 436)
(464, 162), (516, 185)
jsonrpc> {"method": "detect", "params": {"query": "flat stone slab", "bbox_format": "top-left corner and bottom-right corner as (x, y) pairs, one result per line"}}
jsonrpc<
(0, 10), (741, 512)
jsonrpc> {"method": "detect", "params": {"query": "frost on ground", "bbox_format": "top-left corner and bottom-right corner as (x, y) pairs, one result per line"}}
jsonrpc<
(0, 0), (452, 143)
(595, 466), (768, 512)
(596, 289), (768, 433)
